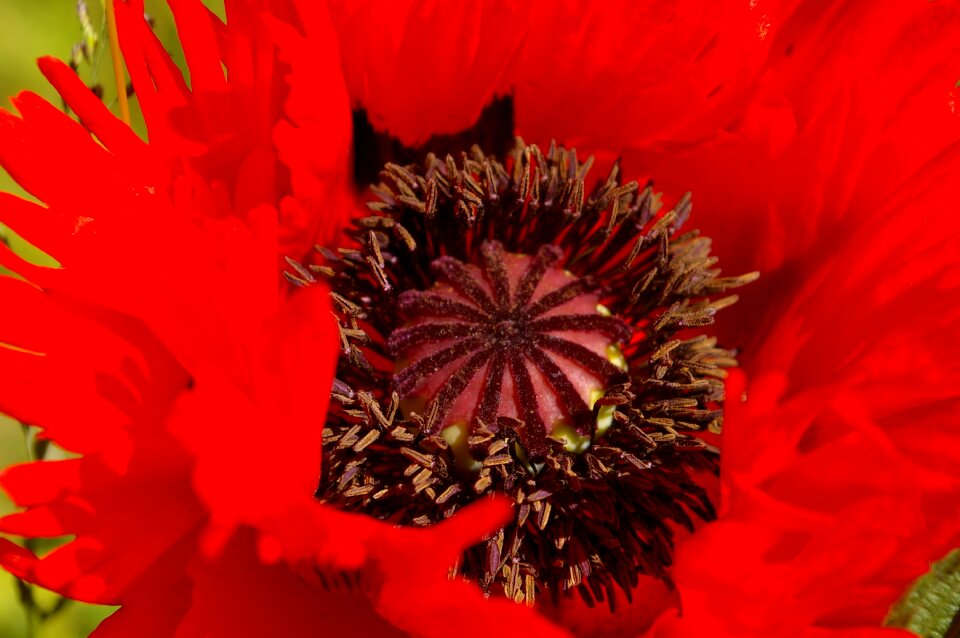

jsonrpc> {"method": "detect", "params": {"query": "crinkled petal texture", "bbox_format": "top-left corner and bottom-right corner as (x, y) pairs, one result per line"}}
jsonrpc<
(658, 127), (960, 635)
(653, 3), (960, 635)
(112, 0), (352, 258)
(328, 0), (771, 151)
(327, 0), (960, 637)
(0, 1), (568, 636)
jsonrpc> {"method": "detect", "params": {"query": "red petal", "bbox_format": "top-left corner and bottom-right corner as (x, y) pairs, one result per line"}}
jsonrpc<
(328, 0), (531, 145)
(37, 56), (154, 169)
(510, 0), (771, 155)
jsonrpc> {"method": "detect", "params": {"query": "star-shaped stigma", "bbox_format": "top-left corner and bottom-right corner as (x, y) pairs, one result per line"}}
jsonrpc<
(387, 240), (632, 453)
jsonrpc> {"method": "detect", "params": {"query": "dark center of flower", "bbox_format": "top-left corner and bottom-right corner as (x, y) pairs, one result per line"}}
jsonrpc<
(295, 140), (757, 610)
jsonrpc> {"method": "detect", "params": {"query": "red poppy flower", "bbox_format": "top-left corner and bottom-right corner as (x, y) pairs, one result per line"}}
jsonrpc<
(1, 1), (958, 637)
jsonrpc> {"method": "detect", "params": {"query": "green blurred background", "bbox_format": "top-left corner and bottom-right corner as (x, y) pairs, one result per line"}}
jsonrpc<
(0, 2), (220, 635)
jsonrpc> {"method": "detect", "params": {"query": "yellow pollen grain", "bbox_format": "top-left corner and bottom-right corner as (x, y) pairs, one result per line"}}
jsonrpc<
(441, 422), (482, 472)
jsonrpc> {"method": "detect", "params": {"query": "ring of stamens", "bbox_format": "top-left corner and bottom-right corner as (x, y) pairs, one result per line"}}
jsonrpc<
(296, 140), (757, 610)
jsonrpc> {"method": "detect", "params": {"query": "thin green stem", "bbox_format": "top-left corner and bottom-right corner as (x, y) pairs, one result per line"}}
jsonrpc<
(104, 0), (130, 125)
